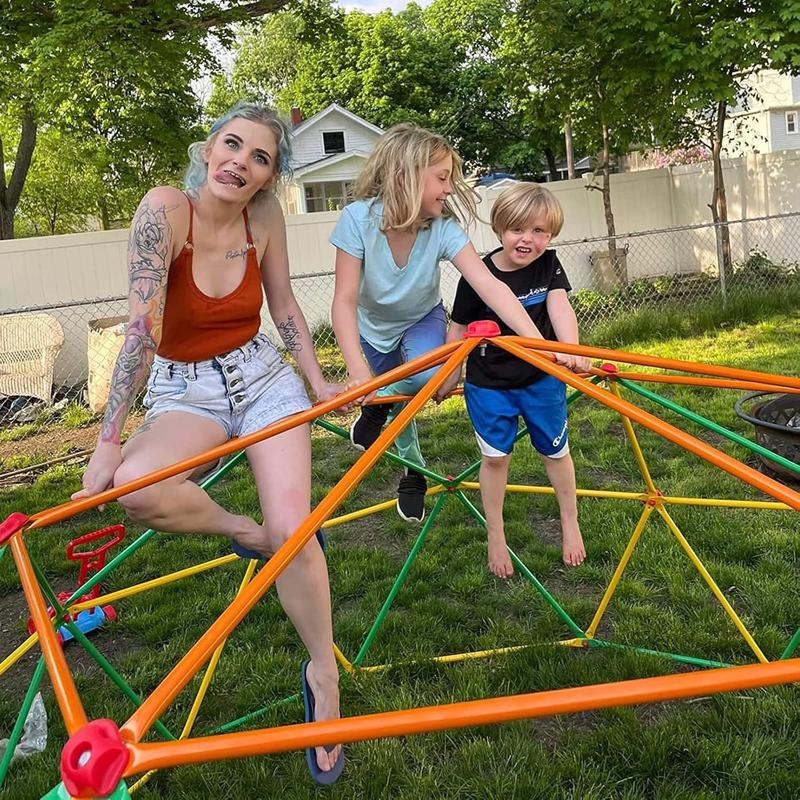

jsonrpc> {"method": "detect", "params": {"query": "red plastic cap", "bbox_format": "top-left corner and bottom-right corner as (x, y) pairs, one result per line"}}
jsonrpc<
(600, 363), (618, 373)
(61, 719), (129, 798)
(0, 512), (29, 545)
(465, 320), (501, 338)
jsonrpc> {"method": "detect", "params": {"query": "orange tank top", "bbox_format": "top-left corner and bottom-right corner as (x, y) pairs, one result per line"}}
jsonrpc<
(156, 196), (264, 361)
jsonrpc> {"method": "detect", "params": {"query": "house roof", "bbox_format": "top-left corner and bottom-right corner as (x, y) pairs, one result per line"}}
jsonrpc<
(292, 103), (384, 138)
(293, 150), (370, 179)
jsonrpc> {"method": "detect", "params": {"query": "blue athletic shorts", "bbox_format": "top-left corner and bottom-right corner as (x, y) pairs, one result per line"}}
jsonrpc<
(464, 375), (569, 458)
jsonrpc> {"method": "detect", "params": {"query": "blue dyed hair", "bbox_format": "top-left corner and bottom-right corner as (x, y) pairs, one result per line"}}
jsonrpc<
(184, 102), (293, 200)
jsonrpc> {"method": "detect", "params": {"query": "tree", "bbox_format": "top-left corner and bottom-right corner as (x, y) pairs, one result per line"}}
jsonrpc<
(0, 0), (291, 239)
(209, 0), (563, 176)
(641, 1), (800, 285)
(504, 0), (674, 282)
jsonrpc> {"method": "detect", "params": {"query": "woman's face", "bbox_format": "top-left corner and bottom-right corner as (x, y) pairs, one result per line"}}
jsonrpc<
(203, 117), (279, 202)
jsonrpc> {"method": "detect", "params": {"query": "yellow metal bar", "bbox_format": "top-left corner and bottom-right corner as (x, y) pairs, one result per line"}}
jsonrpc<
(355, 645), (534, 673)
(586, 505), (656, 638)
(71, 554), (238, 613)
(130, 559), (260, 795)
(0, 634), (38, 677)
(333, 644), (354, 673)
(323, 485), (447, 528)
(660, 496), (790, 511)
(610, 382), (658, 494)
(656, 505), (768, 663)
(459, 482), (647, 502)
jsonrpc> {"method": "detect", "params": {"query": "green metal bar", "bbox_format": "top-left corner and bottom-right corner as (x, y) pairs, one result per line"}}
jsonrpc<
(209, 692), (301, 735)
(29, 562), (176, 742)
(780, 628), (800, 660)
(618, 378), (800, 477)
(314, 418), (447, 485)
(453, 490), (586, 639)
(352, 493), (449, 666)
(42, 780), (131, 799)
(0, 657), (46, 787)
(585, 637), (733, 669)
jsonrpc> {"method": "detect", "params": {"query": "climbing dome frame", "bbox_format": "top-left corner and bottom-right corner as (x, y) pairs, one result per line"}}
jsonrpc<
(1, 331), (800, 799)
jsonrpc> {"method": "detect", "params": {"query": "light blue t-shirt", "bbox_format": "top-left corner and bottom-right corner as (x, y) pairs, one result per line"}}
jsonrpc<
(330, 199), (470, 352)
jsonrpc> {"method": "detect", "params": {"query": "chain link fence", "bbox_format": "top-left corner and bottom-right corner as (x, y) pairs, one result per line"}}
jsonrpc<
(2, 213), (799, 431)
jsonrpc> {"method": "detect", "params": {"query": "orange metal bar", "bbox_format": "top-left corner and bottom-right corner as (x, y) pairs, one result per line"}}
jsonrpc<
(9, 535), (88, 734)
(28, 341), (464, 530)
(124, 657), (800, 774)
(598, 371), (800, 395)
(119, 339), (479, 744)
(504, 336), (800, 390)
(496, 340), (800, 511)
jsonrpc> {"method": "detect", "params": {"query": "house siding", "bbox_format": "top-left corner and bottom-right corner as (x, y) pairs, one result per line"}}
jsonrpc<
(291, 110), (380, 168)
(770, 110), (800, 152)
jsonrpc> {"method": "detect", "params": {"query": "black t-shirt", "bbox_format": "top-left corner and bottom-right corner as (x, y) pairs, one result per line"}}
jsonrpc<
(450, 247), (571, 388)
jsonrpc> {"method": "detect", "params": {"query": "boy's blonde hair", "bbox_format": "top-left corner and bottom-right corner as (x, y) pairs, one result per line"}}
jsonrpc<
(355, 123), (477, 231)
(490, 182), (564, 238)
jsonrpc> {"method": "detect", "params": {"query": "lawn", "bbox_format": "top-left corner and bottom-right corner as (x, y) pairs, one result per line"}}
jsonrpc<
(1, 310), (799, 799)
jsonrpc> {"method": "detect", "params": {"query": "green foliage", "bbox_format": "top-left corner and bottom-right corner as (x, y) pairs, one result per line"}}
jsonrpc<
(1, 1), (292, 238)
(209, 0), (559, 175)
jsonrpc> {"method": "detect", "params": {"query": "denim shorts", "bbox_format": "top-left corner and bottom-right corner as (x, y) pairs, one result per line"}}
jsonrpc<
(143, 334), (311, 439)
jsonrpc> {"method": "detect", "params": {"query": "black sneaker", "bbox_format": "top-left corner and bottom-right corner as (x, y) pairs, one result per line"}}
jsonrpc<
(350, 403), (392, 450)
(397, 469), (427, 522)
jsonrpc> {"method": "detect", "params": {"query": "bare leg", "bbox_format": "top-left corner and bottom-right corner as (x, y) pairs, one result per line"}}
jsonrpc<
(113, 412), (270, 554)
(479, 454), (514, 578)
(246, 423), (341, 774)
(542, 452), (585, 566)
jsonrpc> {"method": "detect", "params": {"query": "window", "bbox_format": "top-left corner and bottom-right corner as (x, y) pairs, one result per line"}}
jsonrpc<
(304, 181), (354, 213)
(322, 131), (345, 154)
(787, 111), (798, 134)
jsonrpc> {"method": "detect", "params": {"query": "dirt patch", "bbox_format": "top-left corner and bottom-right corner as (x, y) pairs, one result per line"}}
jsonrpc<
(0, 580), (144, 706)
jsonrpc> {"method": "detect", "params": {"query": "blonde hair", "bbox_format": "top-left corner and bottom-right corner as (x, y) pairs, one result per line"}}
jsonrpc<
(355, 123), (477, 231)
(490, 183), (564, 238)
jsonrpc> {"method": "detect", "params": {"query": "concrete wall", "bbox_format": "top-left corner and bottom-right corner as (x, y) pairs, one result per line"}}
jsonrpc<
(3, 149), (800, 387)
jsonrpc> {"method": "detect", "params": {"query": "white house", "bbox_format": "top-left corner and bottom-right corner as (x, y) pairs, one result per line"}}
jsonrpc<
(281, 103), (384, 215)
(727, 70), (800, 156)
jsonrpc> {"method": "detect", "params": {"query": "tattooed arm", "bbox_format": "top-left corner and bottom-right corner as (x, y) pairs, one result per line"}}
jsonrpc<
(73, 187), (183, 499)
(259, 197), (342, 404)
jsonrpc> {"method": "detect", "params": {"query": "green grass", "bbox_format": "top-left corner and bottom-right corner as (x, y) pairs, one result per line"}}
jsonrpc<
(1, 311), (799, 799)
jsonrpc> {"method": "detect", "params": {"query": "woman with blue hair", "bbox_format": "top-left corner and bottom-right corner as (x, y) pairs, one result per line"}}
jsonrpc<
(74, 103), (344, 782)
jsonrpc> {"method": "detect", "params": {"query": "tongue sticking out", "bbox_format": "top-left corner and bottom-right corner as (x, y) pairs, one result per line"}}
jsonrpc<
(214, 170), (245, 187)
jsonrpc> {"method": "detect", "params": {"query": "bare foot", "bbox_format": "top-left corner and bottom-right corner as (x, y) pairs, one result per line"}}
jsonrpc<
(488, 531), (514, 578)
(306, 660), (342, 772)
(561, 518), (586, 567)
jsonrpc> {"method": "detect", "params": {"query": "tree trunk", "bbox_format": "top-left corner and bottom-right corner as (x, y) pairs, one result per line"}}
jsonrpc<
(600, 121), (625, 283)
(564, 117), (575, 179)
(708, 100), (732, 294)
(544, 147), (558, 181)
(99, 198), (111, 231)
(0, 108), (38, 240)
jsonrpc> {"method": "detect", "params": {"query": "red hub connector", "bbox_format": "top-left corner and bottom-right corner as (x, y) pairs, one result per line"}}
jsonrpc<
(465, 320), (501, 338)
(61, 719), (129, 798)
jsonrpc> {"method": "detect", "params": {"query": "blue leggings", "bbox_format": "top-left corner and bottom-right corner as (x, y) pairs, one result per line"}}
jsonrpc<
(360, 303), (447, 468)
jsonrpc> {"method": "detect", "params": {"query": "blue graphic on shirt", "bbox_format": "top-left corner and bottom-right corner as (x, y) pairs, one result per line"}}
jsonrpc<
(518, 286), (548, 307)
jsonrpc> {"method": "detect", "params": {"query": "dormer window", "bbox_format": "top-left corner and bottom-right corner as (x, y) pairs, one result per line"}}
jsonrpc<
(323, 131), (346, 154)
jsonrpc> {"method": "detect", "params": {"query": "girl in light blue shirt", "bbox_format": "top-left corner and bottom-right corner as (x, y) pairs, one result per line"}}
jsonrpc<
(331, 123), (545, 523)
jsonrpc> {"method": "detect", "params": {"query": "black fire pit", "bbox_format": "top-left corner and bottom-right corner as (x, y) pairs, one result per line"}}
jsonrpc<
(734, 392), (800, 482)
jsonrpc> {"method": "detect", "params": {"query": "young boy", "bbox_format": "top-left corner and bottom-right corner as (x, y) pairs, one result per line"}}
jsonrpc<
(438, 183), (591, 577)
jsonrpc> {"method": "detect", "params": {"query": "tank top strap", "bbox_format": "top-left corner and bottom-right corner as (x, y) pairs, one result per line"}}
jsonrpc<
(182, 192), (194, 247)
(242, 205), (255, 249)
